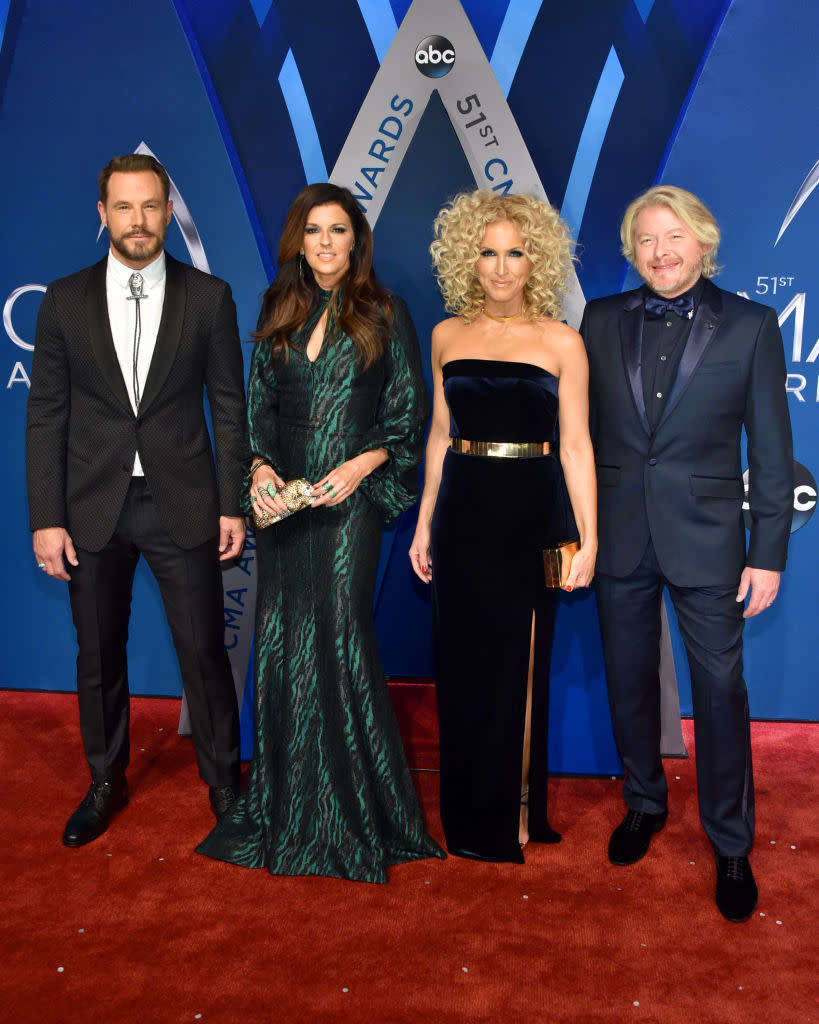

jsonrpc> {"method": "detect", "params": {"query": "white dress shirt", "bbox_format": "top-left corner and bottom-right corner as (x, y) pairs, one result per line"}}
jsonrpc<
(105, 250), (166, 476)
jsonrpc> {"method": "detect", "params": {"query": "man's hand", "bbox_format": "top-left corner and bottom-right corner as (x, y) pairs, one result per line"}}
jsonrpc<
(218, 516), (246, 561)
(736, 566), (781, 618)
(33, 527), (78, 582)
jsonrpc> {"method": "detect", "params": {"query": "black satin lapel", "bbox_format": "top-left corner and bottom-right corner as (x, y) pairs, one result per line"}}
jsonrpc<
(139, 255), (186, 412)
(619, 300), (650, 433)
(85, 258), (132, 411)
(660, 284), (723, 423)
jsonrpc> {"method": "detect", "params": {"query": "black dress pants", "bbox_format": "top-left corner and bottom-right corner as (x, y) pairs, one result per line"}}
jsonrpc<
(67, 478), (240, 788)
(595, 538), (753, 856)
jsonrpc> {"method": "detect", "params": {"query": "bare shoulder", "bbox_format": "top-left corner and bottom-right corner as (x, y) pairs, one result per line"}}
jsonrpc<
(539, 318), (582, 347)
(431, 316), (468, 362)
(431, 316), (464, 342)
(536, 318), (585, 364)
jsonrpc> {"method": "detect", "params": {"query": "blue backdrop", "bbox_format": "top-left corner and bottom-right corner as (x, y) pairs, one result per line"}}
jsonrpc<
(2, 0), (815, 774)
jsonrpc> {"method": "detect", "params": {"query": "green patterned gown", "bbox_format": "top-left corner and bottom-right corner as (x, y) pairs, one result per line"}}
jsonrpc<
(197, 291), (444, 882)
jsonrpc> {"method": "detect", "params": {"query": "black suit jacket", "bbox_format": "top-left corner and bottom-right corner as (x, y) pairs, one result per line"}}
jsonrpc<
(580, 278), (793, 586)
(26, 253), (247, 551)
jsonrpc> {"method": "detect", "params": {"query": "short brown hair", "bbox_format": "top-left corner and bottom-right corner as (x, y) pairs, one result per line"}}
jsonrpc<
(98, 154), (171, 204)
(620, 185), (722, 277)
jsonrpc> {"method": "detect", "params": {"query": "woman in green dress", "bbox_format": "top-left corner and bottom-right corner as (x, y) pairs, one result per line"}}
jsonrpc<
(197, 184), (444, 882)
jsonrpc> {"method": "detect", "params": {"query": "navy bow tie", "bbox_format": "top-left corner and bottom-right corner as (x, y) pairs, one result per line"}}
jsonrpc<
(644, 293), (695, 320)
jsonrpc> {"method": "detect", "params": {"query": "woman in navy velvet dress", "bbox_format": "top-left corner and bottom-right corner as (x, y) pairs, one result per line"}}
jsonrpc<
(410, 191), (598, 862)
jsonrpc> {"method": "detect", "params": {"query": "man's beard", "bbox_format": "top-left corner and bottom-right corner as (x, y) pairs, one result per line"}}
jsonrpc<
(110, 228), (165, 264)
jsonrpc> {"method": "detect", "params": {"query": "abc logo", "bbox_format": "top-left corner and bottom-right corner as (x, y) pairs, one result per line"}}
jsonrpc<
(415, 35), (456, 78)
(791, 460), (817, 532)
(742, 460), (816, 533)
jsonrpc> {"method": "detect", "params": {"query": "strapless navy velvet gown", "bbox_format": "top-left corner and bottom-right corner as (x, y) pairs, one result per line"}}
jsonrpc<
(430, 359), (574, 863)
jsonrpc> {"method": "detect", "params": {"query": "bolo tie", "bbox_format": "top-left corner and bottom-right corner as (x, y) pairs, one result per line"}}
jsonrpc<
(127, 272), (147, 409)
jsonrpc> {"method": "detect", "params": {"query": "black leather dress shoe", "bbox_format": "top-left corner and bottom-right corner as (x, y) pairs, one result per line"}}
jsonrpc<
(209, 785), (239, 821)
(62, 777), (129, 847)
(608, 808), (668, 865)
(715, 855), (758, 922)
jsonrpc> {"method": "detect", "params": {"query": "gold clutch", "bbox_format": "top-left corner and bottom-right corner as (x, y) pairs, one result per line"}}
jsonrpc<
(252, 478), (314, 529)
(543, 540), (580, 588)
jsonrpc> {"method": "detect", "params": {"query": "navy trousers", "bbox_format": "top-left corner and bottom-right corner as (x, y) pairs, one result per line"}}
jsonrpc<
(595, 538), (753, 856)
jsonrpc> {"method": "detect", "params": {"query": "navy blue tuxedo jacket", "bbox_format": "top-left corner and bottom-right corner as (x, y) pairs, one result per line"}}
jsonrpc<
(26, 253), (247, 552)
(580, 278), (793, 586)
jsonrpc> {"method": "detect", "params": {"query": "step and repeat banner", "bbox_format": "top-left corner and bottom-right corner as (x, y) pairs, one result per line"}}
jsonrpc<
(1, 0), (816, 772)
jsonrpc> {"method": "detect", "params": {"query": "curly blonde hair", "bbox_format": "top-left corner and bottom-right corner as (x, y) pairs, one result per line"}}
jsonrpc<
(430, 190), (575, 321)
(620, 185), (722, 277)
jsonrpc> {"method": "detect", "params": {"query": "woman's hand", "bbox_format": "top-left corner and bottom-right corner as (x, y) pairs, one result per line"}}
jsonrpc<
(563, 544), (597, 592)
(409, 522), (432, 583)
(251, 464), (288, 517)
(311, 451), (385, 508)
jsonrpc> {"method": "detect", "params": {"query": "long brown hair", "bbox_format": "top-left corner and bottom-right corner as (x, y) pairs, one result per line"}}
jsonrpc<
(254, 184), (393, 369)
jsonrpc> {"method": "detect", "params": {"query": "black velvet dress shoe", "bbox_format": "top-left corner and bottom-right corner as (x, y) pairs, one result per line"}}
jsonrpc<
(62, 777), (129, 847)
(608, 808), (668, 865)
(209, 785), (239, 821)
(715, 855), (758, 922)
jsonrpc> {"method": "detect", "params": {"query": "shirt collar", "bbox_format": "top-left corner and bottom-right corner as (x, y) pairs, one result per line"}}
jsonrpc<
(107, 249), (166, 291)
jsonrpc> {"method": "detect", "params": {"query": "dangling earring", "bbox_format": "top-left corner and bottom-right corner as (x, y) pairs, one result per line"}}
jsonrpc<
(298, 252), (304, 279)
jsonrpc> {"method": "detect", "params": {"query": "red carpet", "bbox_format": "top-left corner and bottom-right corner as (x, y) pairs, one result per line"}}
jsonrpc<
(0, 689), (816, 1024)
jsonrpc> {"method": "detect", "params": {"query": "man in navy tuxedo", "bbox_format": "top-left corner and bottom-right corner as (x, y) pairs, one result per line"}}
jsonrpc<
(26, 154), (247, 846)
(580, 185), (793, 921)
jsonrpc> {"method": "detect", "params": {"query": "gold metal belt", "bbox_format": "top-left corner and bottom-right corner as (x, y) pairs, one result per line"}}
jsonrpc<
(450, 438), (552, 457)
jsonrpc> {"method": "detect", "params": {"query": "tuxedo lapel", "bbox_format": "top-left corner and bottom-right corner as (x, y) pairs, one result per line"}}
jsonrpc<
(659, 279), (723, 426)
(85, 258), (132, 412)
(619, 291), (650, 434)
(139, 254), (186, 412)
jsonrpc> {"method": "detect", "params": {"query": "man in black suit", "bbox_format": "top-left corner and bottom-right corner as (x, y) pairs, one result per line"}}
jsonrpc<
(26, 154), (247, 846)
(580, 185), (793, 921)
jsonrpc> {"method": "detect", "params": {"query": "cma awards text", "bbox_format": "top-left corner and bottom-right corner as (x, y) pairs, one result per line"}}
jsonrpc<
(777, 292), (819, 403)
(350, 94), (414, 212)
